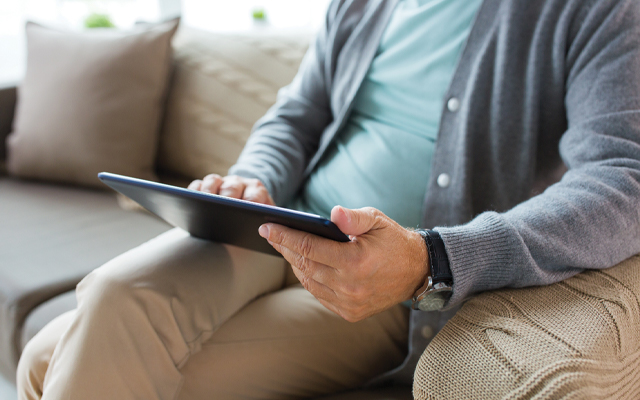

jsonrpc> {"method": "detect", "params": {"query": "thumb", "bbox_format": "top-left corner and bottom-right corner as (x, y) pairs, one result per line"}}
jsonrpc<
(331, 206), (386, 237)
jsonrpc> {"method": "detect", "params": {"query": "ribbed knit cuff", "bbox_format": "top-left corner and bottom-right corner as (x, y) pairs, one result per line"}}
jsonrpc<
(435, 212), (522, 307)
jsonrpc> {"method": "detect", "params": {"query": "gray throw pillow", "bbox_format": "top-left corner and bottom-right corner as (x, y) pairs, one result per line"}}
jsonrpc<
(6, 19), (179, 187)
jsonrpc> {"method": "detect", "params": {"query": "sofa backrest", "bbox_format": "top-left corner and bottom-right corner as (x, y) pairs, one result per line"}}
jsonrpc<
(0, 28), (311, 181)
(157, 27), (311, 181)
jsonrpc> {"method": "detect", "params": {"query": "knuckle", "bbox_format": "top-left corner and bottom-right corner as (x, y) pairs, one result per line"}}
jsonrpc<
(276, 229), (287, 245)
(363, 207), (377, 216)
(341, 308), (360, 323)
(222, 175), (241, 185)
(364, 207), (384, 222)
(298, 234), (314, 259)
(346, 305), (366, 322)
(293, 252), (309, 273)
(247, 190), (267, 203)
(299, 275), (312, 292)
(343, 283), (359, 297)
(220, 181), (241, 190)
(342, 313), (358, 323)
(349, 285), (368, 303)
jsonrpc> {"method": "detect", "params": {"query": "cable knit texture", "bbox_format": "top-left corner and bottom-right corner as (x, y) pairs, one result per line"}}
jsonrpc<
(414, 255), (640, 399)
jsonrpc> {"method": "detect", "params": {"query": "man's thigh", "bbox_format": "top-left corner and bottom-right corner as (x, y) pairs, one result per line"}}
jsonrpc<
(22, 229), (290, 399)
(178, 284), (410, 400)
(77, 227), (290, 350)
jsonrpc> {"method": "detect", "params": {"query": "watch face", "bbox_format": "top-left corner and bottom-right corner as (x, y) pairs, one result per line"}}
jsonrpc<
(418, 289), (452, 311)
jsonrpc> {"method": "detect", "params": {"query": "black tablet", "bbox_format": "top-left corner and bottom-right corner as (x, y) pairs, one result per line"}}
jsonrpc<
(98, 172), (350, 257)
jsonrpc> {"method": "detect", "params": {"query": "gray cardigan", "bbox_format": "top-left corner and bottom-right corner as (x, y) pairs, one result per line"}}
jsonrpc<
(230, 0), (640, 384)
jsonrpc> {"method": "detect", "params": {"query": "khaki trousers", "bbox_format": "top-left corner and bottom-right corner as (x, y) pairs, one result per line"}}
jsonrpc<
(17, 229), (409, 400)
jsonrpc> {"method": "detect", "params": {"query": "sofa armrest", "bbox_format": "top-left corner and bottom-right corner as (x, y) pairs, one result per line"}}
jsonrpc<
(414, 255), (640, 399)
(0, 84), (17, 166)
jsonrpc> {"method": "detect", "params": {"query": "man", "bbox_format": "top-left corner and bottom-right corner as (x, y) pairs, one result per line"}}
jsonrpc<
(17, 0), (640, 398)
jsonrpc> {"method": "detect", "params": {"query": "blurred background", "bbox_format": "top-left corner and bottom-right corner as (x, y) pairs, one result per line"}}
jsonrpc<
(0, 0), (331, 84)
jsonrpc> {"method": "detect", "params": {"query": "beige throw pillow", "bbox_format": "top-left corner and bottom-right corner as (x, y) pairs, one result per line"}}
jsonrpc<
(7, 19), (179, 187)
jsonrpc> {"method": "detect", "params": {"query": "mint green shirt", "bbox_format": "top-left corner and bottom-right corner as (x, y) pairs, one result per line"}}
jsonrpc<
(291, 0), (482, 227)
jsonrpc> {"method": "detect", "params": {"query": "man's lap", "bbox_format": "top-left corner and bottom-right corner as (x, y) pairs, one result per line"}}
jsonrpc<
(19, 228), (410, 399)
(179, 284), (409, 399)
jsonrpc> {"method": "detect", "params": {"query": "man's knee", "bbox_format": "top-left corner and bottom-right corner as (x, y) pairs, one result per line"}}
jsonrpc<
(75, 264), (142, 315)
(17, 338), (49, 400)
(17, 311), (75, 400)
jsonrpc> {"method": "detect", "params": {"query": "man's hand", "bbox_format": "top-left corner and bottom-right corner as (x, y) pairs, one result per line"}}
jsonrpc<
(188, 174), (275, 206)
(259, 206), (430, 322)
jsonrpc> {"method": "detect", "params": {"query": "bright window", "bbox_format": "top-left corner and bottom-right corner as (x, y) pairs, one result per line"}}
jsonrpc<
(0, 0), (330, 83)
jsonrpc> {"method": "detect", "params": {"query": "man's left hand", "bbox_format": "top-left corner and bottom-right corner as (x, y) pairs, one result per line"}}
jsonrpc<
(258, 206), (429, 322)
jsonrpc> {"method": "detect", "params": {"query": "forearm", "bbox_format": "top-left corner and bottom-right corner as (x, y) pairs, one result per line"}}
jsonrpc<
(437, 0), (640, 307)
(229, 2), (342, 206)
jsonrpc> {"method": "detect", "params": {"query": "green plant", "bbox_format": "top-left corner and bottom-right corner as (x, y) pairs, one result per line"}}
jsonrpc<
(85, 13), (115, 28)
(252, 8), (266, 21)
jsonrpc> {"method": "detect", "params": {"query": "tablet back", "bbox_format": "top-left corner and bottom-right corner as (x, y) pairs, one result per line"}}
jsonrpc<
(98, 173), (349, 256)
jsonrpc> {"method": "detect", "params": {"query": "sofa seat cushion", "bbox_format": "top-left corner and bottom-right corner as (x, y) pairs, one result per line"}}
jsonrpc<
(20, 290), (77, 352)
(0, 177), (170, 381)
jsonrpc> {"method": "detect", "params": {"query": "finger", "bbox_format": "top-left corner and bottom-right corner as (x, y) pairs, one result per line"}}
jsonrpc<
(259, 224), (348, 267)
(285, 255), (338, 303)
(187, 180), (202, 191)
(271, 240), (339, 289)
(201, 174), (223, 194)
(331, 206), (387, 237)
(219, 176), (247, 199)
(242, 180), (273, 205)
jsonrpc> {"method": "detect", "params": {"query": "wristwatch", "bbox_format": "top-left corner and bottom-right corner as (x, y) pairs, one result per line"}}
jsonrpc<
(411, 230), (453, 311)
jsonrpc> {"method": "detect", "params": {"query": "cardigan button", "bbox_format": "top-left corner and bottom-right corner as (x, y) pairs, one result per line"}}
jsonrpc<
(447, 97), (461, 112)
(437, 173), (451, 188)
(421, 325), (435, 339)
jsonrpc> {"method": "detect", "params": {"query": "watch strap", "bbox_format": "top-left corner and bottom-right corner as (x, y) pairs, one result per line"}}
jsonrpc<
(423, 230), (452, 284)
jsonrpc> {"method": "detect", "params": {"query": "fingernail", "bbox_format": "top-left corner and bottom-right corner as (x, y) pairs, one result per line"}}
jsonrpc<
(259, 224), (270, 238)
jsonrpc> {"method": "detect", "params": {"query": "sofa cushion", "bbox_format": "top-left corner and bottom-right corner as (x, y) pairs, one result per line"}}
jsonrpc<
(20, 291), (77, 352)
(157, 28), (310, 180)
(0, 177), (170, 382)
(6, 19), (178, 188)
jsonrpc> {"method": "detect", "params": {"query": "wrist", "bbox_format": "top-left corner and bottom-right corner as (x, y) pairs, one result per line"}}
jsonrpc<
(411, 229), (453, 311)
(409, 230), (430, 298)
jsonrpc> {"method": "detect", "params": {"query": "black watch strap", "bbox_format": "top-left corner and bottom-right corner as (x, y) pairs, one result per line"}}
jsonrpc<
(418, 230), (452, 285)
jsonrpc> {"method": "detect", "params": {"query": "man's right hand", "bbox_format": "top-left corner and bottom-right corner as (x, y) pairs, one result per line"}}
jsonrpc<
(188, 174), (275, 206)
